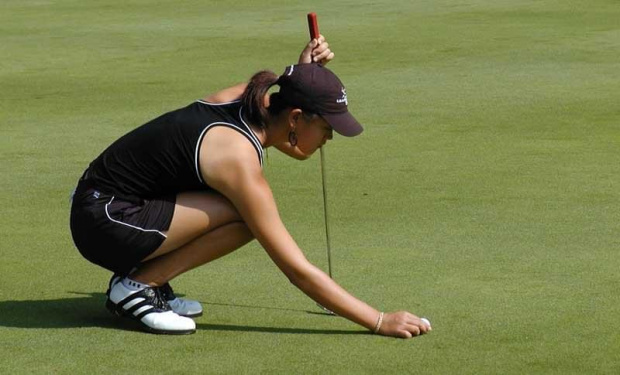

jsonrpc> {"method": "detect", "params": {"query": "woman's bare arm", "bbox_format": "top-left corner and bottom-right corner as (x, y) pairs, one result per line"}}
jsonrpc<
(202, 33), (334, 105)
(202, 83), (247, 103)
(199, 128), (430, 337)
(200, 128), (377, 327)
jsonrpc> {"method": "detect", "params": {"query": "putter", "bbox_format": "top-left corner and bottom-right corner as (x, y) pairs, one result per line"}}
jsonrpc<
(308, 13), (337, 316)
(319, 146), (333, 279)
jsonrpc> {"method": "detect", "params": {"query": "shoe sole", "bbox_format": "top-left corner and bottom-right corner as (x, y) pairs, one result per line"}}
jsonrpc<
(108, 298), (203, 318)
(179, 311), (203, 318)
(105, 299), (196, 335)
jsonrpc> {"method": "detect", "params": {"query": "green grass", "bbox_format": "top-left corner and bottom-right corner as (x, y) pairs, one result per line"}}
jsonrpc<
(1, 0), (619, 373)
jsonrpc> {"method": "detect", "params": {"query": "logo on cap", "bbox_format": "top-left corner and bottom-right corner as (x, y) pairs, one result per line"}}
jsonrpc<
(336, 88), (348, 106)
(277, 63), (363, 137)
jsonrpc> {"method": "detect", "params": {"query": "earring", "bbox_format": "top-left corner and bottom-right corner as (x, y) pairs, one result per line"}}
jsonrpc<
(289, 130), (298, 146)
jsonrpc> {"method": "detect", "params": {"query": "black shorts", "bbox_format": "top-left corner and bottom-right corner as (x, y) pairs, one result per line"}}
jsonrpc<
(70, 179), (176, 274)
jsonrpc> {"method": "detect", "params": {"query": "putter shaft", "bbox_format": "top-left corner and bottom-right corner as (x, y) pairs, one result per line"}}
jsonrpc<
(319, 147), (333, 279)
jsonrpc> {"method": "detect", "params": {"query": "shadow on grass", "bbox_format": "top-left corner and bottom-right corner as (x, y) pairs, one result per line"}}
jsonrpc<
(0, 292), (142, 332)
(198, 323), (368, 336)
(203, 300), (336, 316)
(0, 292), (367, 336)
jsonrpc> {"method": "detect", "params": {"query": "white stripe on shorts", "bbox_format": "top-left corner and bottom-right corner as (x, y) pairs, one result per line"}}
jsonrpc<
(104, 197), (167, 238)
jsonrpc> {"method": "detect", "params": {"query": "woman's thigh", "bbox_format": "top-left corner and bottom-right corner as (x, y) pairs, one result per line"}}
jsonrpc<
(147, 190), (244, 258)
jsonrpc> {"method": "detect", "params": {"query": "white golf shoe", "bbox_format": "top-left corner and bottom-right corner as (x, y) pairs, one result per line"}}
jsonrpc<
(106, 280), (196, 335)
(107, 275), (203, 318)
(158, 282), (203, 318)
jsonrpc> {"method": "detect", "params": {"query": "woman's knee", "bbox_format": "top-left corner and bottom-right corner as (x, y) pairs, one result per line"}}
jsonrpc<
(155, 191), (246, 256)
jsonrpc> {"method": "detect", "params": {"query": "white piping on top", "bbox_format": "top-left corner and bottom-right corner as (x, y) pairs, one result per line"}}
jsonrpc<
(238, 106), (264, 159)
(196, 99), (241, 106)
(193, 101), (265, 184)
(193, 122), (264, 185)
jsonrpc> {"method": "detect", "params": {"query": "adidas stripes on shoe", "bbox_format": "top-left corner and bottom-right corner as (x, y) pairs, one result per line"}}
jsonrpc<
(107, 274), (204, 318)
(106, 279), (195, 335)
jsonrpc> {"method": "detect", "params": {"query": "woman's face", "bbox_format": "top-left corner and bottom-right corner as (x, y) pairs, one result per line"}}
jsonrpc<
(295, 113), (334, 156)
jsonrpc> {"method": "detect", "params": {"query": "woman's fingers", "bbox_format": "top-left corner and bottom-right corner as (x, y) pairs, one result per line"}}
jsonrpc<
(312, 36), (334, 64)
(298, 39), (316, 64)
(381, 311), (432, 339)
(313, 46), (333, 63)
(298, 35), (334, 65)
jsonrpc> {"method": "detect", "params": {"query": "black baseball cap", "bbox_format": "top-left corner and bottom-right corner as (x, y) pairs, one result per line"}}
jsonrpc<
(277, 64), (363, 137)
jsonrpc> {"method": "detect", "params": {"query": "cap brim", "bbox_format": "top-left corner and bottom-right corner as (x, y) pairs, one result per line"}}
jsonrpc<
(322, 111), (364, 137)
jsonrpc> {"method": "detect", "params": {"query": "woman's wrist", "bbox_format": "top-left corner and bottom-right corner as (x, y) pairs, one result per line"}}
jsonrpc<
(373, 312), (385, 334)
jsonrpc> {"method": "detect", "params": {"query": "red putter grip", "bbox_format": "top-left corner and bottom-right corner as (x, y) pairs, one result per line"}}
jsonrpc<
(307, 12), (320, 40)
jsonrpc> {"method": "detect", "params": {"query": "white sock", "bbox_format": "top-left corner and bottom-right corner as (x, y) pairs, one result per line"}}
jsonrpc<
(122, 277), (149, 291)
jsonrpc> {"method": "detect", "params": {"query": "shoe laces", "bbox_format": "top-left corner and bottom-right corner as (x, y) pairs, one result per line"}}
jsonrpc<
(154, 288), (172, 311)
(158, 283), (177, 302)
(142, 287), (172, 311)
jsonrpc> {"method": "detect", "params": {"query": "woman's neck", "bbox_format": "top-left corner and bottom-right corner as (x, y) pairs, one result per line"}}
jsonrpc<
(250, 110), (290, 149)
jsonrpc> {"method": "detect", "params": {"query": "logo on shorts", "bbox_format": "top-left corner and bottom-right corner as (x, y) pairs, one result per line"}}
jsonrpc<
(93, 191), (100, 199)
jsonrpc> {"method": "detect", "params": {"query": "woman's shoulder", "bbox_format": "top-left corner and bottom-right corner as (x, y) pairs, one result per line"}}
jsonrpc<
(198, 126), (264, 186)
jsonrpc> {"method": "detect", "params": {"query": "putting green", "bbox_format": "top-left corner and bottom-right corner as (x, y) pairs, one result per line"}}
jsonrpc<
(1, 0), (618, 373)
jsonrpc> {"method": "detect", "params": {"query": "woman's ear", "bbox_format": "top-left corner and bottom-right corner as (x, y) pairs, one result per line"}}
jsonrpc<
(288, 108), (303, 129)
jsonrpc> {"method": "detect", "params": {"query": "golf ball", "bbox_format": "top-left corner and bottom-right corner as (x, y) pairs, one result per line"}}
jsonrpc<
(421, 318), (431, 328)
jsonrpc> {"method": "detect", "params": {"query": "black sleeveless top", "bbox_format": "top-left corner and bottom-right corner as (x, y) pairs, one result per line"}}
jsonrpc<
(87, 100), (264, 200)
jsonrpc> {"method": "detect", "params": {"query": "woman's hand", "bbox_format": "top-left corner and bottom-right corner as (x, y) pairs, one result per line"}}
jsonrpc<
(376, 311), (432, 338)
(298, 34), (334, 65)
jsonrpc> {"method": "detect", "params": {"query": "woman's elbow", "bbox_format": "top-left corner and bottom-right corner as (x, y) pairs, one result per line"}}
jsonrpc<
(283, 263), (321, 288)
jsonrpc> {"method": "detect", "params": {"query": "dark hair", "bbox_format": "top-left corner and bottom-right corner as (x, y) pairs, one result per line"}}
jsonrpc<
(241, 70), (281, 128)
(241, 70), (317, 128)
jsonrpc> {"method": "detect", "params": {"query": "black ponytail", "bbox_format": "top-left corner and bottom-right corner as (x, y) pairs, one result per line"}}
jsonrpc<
(241, 70), (285, 129)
